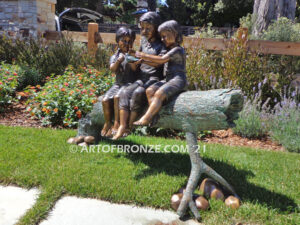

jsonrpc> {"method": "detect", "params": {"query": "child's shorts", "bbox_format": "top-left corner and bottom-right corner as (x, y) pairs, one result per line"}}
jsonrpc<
(149, 76), (187, 100)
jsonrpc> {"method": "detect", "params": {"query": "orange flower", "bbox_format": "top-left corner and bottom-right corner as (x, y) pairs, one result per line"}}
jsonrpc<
(92, 99), (97, 104)
(74, 106), (78, 110)
(76, 110), (82, 118)
(54, 108), (58, 113)
(42, 107), (47, 112)
(61, 88), (66, 92)
(69, 91), (74, 95)
(36, 85), (41, 89)
(43, 102), (48, 106)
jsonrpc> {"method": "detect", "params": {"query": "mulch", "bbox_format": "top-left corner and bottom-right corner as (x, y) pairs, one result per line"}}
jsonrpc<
(0, 100), (285, 152)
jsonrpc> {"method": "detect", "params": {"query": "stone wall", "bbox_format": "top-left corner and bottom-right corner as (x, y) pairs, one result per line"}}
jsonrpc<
(0, 0), (56, 36)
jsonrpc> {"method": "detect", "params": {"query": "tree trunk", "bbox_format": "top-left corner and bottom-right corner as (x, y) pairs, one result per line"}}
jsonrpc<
(77, 89), (243, 139)
(252, 0), (296, 36)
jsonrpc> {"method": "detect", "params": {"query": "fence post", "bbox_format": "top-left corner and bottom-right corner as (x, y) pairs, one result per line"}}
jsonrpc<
(236, 27), (248, 46)
(88, 23), (99, 55)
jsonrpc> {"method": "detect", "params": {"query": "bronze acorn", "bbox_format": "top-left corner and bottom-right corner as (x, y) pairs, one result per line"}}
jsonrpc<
(74, 136), (85, 144)
(195, 196), (209, 210)
(170, 193), (183, 211)
(84, 136), (95, 144)
(225, 196), (240, 209)
(199, 178), (224, 201)
(67, 137), (76, 144)
(210, 188), (224, 201)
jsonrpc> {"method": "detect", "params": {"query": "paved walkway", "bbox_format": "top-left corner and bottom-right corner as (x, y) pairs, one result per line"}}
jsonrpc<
(0, 186), (40, 225)
(0, 186), (200, 225)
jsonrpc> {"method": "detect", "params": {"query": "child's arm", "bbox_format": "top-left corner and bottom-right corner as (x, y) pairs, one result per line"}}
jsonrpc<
(129, 59), (143, 71)
(110, 54), (125, 72)
(136, 51), (170, 64)
(128, 49), (165, 67)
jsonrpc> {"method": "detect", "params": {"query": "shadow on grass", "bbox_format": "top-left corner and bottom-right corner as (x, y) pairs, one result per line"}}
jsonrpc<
(102, 137), (298, 213)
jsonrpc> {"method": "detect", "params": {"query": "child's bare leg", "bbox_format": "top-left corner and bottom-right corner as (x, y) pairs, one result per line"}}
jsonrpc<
(146, 87), (156, 105)
(101, 98), (113, 136)
(134, 89), (167, 126)
(129, 111), (139, 130)
(112, 109), (130, 140)
(112, 96), (120, 134)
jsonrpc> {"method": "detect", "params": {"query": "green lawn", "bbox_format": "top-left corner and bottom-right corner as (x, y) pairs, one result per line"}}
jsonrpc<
(0, 125), (299, 225)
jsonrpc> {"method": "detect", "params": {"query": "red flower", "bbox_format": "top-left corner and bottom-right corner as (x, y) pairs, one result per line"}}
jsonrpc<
(64, 82), (69, 86)
(8, 77), (13, 81)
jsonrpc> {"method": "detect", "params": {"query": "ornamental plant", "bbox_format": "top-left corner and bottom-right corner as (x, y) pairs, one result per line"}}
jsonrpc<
(0, 62), (20, 106)
(26, 65), (114, 127)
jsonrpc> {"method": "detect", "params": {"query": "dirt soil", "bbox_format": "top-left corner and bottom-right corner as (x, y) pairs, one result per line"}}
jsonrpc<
(0, 100), (285, 152)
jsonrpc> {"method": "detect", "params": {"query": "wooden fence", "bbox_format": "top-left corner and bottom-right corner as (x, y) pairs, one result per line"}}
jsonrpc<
(5, 23), (300, 57)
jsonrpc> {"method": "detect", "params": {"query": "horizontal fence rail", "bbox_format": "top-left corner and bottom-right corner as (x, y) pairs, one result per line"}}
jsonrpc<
(2, 23), (300, 56)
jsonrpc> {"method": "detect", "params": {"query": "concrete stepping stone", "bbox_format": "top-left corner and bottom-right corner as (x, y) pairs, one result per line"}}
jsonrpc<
(0, 186), (40, 225)
(40, 196), (201, 225)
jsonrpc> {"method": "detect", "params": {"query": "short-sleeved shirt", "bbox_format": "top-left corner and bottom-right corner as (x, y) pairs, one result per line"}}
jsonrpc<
(163, 46), (186, 81)
(110, 50), (138, 86)
(139, 37), (164, 82)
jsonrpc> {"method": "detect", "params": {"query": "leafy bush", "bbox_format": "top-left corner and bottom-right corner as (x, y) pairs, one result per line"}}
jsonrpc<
(233, 86), (269, 139)
(186, 37), (271, 98)
(0, 34), (113, 80)
(17, 66), (43, 90)
(268, 90), (300, 153)
(260, 17), (300, 42)
(0, 62), (19, 106)
(26, 66), (114, 127)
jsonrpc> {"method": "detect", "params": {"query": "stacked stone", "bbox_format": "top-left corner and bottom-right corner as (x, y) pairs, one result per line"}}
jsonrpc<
(0, 0), (56, 36)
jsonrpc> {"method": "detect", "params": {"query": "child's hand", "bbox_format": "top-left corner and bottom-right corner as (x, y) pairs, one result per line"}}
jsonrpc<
(135, 51), (143, 58)
(134, 59), (143, 65)
(117, 54), (125, 63)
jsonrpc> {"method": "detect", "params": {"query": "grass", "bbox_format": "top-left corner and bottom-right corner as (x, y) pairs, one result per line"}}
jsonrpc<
(0, 125), (299, 225)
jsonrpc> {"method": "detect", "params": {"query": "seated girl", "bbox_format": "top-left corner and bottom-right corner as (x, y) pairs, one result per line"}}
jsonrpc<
(101, 27), (139, 137)
(133, 20), (187, 126)
(112, 12), (164, 140)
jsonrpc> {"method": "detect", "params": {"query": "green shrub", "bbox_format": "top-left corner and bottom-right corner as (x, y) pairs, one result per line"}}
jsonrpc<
(186, 38), (270, 97)
(268, 94), (300, 153)
(0, 34), (113, 79)
(0, 35), (19, 64)
(17, 67), (43, 90)
(26, 66), (114, 127)
(0, 62), (19, 106)
(233, 95), (268, 139)
(261, 17), (300, 42)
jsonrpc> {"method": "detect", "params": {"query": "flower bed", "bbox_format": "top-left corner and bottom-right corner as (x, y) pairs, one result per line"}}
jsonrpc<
(0, 62), (19, 106)
(26, 66), (114, 127)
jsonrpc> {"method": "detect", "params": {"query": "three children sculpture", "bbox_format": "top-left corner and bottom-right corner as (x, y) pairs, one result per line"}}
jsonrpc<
(101, 12), (187, 140)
